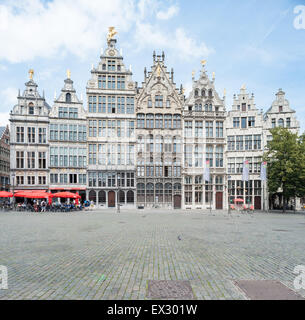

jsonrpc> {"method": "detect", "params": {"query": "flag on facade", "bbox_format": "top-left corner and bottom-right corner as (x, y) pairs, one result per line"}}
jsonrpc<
(242, 160), (249, 182)
(204, 160), (210, 182)
(260, 161), (267, 181)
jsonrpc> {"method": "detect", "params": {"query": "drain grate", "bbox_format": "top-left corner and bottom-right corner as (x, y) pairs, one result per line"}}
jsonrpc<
(147, 280), (195, 299)
(234, 280), (304, 300)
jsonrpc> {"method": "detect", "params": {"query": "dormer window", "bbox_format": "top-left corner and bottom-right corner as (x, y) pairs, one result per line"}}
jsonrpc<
(208, 89), (213, 98)
(66, 93), (71, 103)
(28, 103), (34, 115)
(201, 90), (206, 97)
(242, 103), (246, 112)
(279, 106), (283, 112)
(194, 89), (199, 97)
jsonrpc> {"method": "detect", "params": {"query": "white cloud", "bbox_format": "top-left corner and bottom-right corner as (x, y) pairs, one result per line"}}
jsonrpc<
(0, 0), (137, 63)
(0, 113), (10, 127)
(0, 87), (17, 126)
(134, 23), (214, 61)
(157, 5), (179, 20)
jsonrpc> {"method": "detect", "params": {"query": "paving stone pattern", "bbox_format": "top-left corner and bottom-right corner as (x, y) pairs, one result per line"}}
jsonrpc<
(0, 210), (305, 300)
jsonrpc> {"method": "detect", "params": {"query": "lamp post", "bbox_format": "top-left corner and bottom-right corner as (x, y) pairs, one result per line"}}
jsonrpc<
(11, 173), (15, 208)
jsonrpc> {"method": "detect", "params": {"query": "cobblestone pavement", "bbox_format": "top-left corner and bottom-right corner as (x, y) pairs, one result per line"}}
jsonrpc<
(0, 209), (305, 300)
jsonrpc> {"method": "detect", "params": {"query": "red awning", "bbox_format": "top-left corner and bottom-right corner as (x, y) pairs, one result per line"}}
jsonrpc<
(0, 191), (13, 198)
(234, 198), (244, 203)
(53, 192), (81, 199)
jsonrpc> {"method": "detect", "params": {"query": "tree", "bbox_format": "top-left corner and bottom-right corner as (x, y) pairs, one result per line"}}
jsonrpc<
(263, 127), (305, 213)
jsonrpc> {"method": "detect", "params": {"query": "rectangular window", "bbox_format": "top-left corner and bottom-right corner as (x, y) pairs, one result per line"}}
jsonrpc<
(27, 152), (35, 169)
(233, 117), (240, 128)
(248, 116), (255, 127)
(16, 151), (24, 169)
(16, 127), (24, 143)
(155, 95), (163, 107)
(205, 121), (213, 138)
(27, 127), (35, 143)
(185, 121), (193, 137)
(38, 128), (46, 143)
(38, 152), (46, 169)
(241, 117), (247, 128)
(228, 136), (235, 151)
(195, 121), (203, 138)
(216, 121), (223, 138)
(127, 97), (134, 114)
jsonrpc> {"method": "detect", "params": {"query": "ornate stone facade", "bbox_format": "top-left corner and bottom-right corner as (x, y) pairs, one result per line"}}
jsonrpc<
(136, 53), (184, 209)
(49, 75), (87, 200)
(8, 32), (303, 210)
(183, 63), (226, 210)
(86, 36), (136, 209)
(10, 76), (50, 192)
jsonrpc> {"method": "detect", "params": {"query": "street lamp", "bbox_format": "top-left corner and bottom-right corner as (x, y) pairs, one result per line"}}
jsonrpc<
(11, 173), (15, 207)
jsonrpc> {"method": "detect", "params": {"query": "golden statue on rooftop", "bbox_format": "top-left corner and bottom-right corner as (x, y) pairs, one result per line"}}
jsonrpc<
(107, 27), (117, 43)
(29, 69), (34, 80)
(67, 69), (71, 79)
(201, 60), (207, 66)
(157, 65), (161, 77)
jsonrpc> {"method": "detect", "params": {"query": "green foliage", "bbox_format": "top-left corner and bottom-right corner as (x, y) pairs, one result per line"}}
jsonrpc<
(263, 127), (305, 207)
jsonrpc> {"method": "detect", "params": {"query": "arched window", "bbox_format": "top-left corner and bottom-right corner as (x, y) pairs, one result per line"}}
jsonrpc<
(146, 183), (154, 203)
(201, 89), (206, 97)
(89, 190), (96, 203)
(156, 183), (163, 203)
(119, 190), (125, 204)
(165, 183), (172, 203)
(155, 114), (163, 128)
(174, 183), (182, 194)
(173, 115), (181, 128)
(137, 183), (145, 202)
(146, 114), (154, 129)
(278, 118), (284, 127)
(208, 89), (213, 98)
(98, 191), (106, 204)
(195, 89), (199, 97)
(205, 104), (208, 111)
(137, 114), (145, 128)
(164, 114), (172, 129)
(209, 104), (213, 112)
(28, 102), (34, 115)
(66, 93), (71, 103)
(127, 190), (134, 203)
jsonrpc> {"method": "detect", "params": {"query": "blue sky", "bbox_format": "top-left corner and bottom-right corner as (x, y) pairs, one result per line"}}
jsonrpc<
(0, 0), (304, 131)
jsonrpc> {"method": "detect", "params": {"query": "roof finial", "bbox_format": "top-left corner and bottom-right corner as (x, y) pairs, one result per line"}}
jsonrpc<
(67, 69), (71, 79)
(29, 69), (34, 80)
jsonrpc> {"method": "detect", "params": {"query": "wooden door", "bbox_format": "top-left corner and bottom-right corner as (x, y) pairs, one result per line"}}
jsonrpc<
(254, 196), (261, 210)
(174, 195), (181, 209)
(216, 192), (223, 210)
(108, 191), (115, 208)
